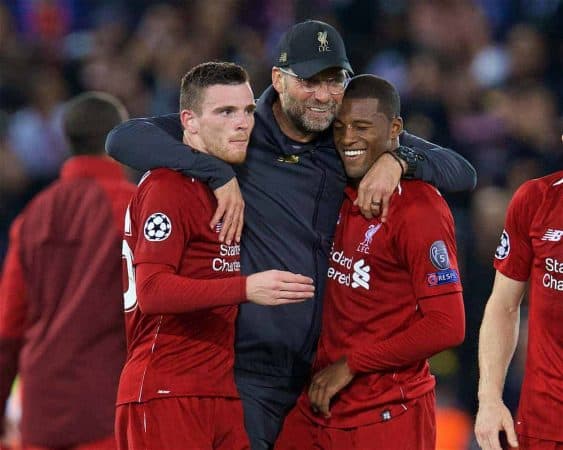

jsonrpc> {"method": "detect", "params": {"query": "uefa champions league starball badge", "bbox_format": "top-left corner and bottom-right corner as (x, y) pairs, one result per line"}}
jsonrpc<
(144, 212), (172, 241)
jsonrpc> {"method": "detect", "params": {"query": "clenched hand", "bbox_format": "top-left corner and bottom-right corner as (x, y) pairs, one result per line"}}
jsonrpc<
(308, 356), (355, 418)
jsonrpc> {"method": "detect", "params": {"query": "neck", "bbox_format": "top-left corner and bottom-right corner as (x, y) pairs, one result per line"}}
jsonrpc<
(272, 99), (317, 143)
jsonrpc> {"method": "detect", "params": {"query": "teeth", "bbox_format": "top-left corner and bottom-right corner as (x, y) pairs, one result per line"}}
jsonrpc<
(344, 150), (366, 156)
(310, 107), (327, 112)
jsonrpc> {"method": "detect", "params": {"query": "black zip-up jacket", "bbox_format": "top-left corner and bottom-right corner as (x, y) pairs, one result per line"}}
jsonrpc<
(106, 86), (476, 378)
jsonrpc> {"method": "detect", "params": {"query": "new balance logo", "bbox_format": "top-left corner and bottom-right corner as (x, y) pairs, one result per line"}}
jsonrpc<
(351, 259), (370, 290)
(542, 229), (563, 242)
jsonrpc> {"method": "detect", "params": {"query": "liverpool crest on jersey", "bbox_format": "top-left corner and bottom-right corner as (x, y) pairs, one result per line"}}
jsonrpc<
(357, 223), (382, 254)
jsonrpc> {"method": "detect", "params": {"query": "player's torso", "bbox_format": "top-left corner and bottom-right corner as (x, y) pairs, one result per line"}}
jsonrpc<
(518, 174), (563, 441)
(119, 170), (240, 403)
(307, 182), (461, 427)
(528, 181), (563, 324)
(319, 196), (421, 364)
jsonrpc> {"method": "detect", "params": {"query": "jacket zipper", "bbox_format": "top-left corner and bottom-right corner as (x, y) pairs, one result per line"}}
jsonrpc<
(303, 149), (326, 356)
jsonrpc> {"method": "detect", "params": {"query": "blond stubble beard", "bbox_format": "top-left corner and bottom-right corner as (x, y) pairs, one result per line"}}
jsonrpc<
(202, 134), (247, 164)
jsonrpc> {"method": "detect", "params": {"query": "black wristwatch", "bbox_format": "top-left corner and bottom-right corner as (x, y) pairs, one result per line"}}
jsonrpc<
(393, 145), (423, 179)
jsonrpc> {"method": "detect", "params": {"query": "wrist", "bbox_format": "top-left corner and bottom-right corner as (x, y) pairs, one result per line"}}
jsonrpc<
(392, 145), (423, 179)
(477, 387), (503, 403)
(380, 151), (405, 177)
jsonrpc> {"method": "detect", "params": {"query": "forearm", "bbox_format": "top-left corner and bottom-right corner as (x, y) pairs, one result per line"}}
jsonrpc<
(400, 132), (477, 192)
(477, 298), (520, 402)
(136, 263), (247, 314)
(105, 115), (235, 189)
(348, 293), (464, 373)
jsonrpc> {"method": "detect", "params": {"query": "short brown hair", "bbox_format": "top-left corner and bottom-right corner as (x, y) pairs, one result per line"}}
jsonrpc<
(179, 62), (250, 114)
(63, 91), (128, 155)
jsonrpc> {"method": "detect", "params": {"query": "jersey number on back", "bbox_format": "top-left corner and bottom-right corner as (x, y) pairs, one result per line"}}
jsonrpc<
(122, 206), (137, 312)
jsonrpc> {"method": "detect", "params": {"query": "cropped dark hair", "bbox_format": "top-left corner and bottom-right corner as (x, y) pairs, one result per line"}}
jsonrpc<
(344, 74), (401, 119)
(179, 62), (250, 113)
(63, 92), (128, 156)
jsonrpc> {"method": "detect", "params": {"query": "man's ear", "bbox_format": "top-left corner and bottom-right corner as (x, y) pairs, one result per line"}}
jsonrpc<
(272, 67), (284, 95)
(390, 116), (403, 140)
(180, 109), (199, 134)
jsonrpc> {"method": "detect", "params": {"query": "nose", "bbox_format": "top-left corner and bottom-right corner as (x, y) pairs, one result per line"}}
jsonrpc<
(313, 82), (331, 102)
(235, 111), (251, 130)
(340, 124), (358, 145)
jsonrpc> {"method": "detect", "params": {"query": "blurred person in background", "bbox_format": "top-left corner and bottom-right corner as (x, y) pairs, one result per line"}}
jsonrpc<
(117, 2), (189, 115)
(275, 74), (465, 450)
(106, 19), (476, 449)
(0, 111), (27, 260)
(6, 66), (69, 184)
(0, 92), (134, 450)
(475, 166), (563, 450)
(0, 2), (30, 112)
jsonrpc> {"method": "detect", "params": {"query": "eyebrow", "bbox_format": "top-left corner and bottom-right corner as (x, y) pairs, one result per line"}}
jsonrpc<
(335, 119), (375, 125)
(211, 105), (243, 112)
(208, 103), (257, 116)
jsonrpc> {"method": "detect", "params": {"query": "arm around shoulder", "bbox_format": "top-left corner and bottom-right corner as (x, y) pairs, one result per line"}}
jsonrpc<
(105, 114), (236, 189)
(400, 131), (477, 192)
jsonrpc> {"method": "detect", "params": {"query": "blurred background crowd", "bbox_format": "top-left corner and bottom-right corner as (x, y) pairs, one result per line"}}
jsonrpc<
(0, 0), (561, 448)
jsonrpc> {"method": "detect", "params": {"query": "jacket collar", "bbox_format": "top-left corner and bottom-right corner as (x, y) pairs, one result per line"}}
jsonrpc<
(60, 156), (126, 181)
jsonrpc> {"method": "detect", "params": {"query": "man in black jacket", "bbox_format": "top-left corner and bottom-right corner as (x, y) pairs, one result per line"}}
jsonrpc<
(106, 20), (476, 450)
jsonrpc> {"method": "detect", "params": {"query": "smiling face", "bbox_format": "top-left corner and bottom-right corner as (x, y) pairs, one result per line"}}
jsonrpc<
(181, 82), (256, 164)
(273, 67), (344, 138)
(333, 97), (402, 182)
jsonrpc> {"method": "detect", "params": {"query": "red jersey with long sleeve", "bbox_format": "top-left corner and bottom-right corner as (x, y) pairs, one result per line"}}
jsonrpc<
(493, 171), (563, 442)
(0, 156), (135, 447)
(117, 169), (246, 405)
(297, 180), (463, 428)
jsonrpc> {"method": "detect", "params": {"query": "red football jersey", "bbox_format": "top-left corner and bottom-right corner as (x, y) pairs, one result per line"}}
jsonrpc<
(117, 169), (245, 405)
(298, 180), (462, 428)
(493, 171), (563, 442)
